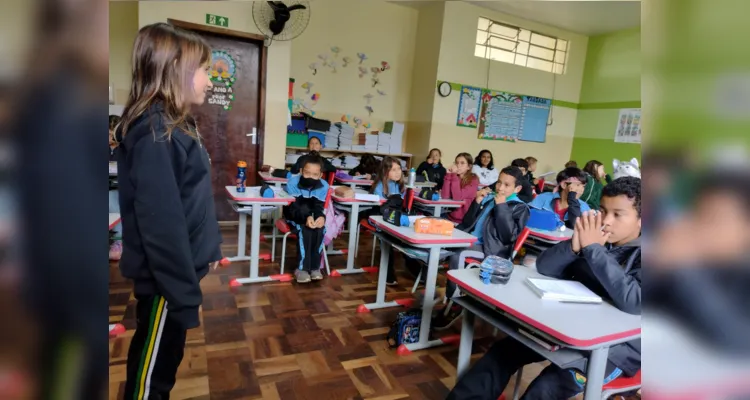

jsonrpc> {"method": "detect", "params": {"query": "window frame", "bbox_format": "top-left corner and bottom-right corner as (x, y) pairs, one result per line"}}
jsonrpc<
(475, 17), (568, 75)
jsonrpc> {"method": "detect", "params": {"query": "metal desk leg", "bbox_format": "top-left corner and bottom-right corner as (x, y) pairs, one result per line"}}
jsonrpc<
(434, 205), (442, 216)
(357, 239), (409, 312)
(332, 204), (376, 276)
(228, 212), (249, 262)
(232, 204), (291, 285)
(397, 246), (460, 355)
(456, 308), (475, 378)
(583, 346), (608, 400)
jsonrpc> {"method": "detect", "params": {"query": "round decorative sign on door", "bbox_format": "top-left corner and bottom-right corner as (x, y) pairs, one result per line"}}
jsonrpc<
(208, 50), (237, 110)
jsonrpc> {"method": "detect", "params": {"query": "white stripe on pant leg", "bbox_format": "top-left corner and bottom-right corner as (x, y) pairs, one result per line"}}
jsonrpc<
(143, 300), (169, 399)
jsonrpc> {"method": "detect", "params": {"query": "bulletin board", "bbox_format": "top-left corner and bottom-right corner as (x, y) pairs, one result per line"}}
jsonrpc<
(477, 90), (551, 143)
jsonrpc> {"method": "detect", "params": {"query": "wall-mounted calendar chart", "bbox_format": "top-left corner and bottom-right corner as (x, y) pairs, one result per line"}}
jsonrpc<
(477, 89), (551, 143)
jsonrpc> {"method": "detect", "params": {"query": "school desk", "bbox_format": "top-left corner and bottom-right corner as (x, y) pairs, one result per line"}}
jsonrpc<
(360, 216), (478, 354)
(528, 226), (573, 244)
(335, 175), (374, 188)
(412, 196), (463, 217)
(645, 313), (750, 400)
(258, 171), (288, 188)
(330, 188), (385, 276)
(449, 267), (641, 400)
(225, 186), (295, 285)
(108, 213), (126, 337)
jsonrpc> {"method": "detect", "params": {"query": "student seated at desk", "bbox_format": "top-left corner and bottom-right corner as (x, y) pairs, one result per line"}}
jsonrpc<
(472, 149), (499, 186)
(529, 167), (590, 229)
(348, 153), (378, 180)
(269, 136), (336, 178)
(416, 148), (447, 190)
(370, 156), (405, 285)
(284, 155), (330, 283)
(443, 152), (480, 223)
(510, 158), (534, 203)
(580, 160), (613, 211)
(448, 177), (642, 400)
(434, 166), (530, 331)
(525, 156), (539, 185)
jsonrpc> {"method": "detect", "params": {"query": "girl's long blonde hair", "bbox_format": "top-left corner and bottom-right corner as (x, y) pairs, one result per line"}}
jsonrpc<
(118, 23), (211, 140)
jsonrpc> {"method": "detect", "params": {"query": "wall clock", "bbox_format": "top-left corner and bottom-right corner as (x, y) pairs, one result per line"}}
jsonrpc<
(437, 81), (452, 97)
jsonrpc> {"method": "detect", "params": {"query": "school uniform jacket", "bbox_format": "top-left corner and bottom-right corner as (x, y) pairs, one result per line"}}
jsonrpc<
(536, 238), (642, 376)
(416, 161), (447, 191)
(115, 103), (222, 329)
(284, 174), (328, 225)
(457, 196), (530, 259)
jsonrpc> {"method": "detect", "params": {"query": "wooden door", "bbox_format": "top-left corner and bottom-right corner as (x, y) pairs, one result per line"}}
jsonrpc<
(170, 20), (267, 221)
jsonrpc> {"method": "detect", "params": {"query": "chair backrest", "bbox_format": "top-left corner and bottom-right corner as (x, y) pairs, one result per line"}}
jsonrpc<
(403, 187), (415, 212)
(511, 227), (531, 260)
(535, 177), (545, 194)
(326, 172), (336, 186)
(323, 186), (334, 209)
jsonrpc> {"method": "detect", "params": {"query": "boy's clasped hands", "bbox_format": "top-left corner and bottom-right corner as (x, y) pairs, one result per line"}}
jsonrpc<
(306, 215), (325, 229)
(572, 211), (611, 253)
(475, 187), (507, 204)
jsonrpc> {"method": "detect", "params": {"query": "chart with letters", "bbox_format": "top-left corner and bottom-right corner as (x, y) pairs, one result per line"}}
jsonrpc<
(477, 89), (551, 143)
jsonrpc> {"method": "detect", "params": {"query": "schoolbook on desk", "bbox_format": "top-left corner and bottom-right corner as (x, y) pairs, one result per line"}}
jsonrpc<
(525, 278), (602, 304)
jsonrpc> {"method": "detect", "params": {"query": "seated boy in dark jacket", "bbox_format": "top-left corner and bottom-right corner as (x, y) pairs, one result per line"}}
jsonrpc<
(284, 155), (330, 283)
(510, 158), (535, 203)
(447, 177), (642, 400)
(433, 166), (530, 330)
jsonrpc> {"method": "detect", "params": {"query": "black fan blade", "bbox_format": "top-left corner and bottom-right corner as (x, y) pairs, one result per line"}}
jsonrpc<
(267, 1), (285, 11)
(286, 4), (307, 12)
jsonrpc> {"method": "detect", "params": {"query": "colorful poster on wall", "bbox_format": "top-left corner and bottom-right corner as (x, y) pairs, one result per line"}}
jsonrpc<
(614, 108), (642, 143)
(477, 89), (551, 143)
(456, 86), (482, 128)
(478, 90), (523, 142)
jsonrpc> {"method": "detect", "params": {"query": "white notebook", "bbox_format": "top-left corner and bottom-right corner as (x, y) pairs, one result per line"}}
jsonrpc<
(354, 193), (380, 202)
(525, 278), (602, 304)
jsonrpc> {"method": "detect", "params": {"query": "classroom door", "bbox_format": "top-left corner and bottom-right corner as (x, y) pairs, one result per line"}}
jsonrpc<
(170, 20), (267, 221)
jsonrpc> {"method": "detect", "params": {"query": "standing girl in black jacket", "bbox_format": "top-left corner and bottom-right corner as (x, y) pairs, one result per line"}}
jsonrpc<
(115, 23), (223, 399)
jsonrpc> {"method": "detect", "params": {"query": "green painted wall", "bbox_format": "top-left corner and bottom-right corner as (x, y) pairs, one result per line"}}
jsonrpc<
(571, 27), (641, 167)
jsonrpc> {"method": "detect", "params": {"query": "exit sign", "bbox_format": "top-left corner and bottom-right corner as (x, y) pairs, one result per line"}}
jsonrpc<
(206, 14), (229, 28)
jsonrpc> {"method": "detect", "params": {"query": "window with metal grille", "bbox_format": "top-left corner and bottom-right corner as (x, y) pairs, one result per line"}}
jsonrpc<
(475, 17), (568, 74)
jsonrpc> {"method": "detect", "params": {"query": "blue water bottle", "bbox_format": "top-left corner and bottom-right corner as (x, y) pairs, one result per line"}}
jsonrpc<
(236, 161), (247, 192)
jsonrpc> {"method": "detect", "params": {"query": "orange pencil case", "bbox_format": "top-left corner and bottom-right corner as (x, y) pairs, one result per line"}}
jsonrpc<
(413, 217), (454, 236)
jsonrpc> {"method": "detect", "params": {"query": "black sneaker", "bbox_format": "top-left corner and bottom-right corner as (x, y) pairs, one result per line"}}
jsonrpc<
(432, 305), (464, 331)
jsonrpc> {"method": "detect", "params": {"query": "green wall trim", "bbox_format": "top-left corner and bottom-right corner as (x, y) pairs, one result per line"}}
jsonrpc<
(435, 80), (638, 110)
(577, 101), (641, 110)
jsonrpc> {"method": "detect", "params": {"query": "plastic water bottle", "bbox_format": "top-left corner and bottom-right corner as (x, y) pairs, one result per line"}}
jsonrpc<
(236, 161), (247, 192)
(408, 167), (416, 187)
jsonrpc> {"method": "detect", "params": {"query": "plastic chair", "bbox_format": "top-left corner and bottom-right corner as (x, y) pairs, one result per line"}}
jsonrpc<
(535, 178), (545, 194)
(276, 185), (334, 276)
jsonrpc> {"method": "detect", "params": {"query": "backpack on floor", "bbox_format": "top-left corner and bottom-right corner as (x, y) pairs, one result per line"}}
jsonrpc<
(387, 309), (422, 348)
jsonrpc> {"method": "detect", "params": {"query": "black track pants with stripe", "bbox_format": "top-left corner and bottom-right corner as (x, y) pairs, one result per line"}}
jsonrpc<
(124, 295), (187, 400)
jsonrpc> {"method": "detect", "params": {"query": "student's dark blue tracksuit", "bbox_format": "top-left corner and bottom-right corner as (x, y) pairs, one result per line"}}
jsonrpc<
(284, 175), (328, 272)
(448, 238), (641, 400)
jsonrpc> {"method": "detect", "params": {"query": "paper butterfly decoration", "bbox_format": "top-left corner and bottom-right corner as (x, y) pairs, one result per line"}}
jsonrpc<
(301, 82), (313, 94)
(357, 53), (368, 64)
(353, 117), (362, 127)
(370, 67), (380, 75)
(363, 93), (374, 104)
(364, 122), (371, 129)
(380, 61), (390, 72)
(309, 63), (318, 75)
(341, 114), (350, 123)
(612, 158), (641, 180)
(317, 54), (329, 66)
(371, 76), (380, 87)
(377, 90), (386, 96)
(330, 46), (341, 57)
(342, 56), (352, 67)
(329, 61), (338, 73)
(358, 66), (367, 78)
(365, 105), (374, 116)
(311, 93), (320, 102)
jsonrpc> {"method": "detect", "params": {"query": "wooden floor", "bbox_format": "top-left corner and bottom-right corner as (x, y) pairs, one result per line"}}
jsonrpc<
(109, 224), (603, 400)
